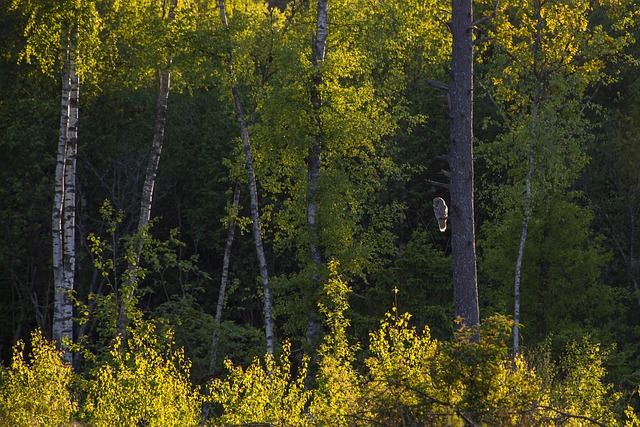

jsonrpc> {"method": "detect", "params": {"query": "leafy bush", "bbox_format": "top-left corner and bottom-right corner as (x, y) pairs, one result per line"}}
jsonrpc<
(207, 342), (311, 427)
(81, 321), (202, 427)
(0, 329), (76, 426)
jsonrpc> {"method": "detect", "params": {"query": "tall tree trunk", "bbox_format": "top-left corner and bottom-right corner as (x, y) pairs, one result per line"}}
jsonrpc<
(513, 7), (542, 356)
(449, 0), (479, 328)
(53, 26), (78, 364)
(218, 0), (274, 355)
(117, 0), (176, 336)
(306, 0), (328, 361)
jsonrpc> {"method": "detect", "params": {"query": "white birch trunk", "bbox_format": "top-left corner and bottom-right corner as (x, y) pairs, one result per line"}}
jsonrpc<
(305, 0), (328, 380)
(117, 0), (176, 336)
(209, 183), (240, 375)
(218, 0), (274, 354)
(53, 28), (78, 364)
(513, 10), (542, 357)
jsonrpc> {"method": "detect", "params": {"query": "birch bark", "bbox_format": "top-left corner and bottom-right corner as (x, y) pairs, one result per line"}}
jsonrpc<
(53, 26), (78, 364)
(209, 183), (240, 375)
(306, 0), (328, 356)
(218, 0), (274, 354)
(513, 9), (542, 356)
(117, 0), (176, 336)
(449, 0), (479, 328)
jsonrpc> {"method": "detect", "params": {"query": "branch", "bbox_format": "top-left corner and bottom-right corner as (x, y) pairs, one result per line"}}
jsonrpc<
(473, 0), (499, 28)
(426, 179), (450, 190)
(440, 169), (451, 179)
(474, 74), (509, 123)
(536, 405), (610, 427)
(427, 79), (449, 92)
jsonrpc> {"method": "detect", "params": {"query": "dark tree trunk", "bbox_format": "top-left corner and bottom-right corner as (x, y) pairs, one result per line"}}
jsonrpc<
(449, 0), (479, 328)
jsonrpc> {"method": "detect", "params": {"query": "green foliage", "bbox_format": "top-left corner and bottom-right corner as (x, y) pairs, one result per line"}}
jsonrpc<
(82, 321), (202, 426)
(211, 266), (627, 426)
(308, 260), (361, 426)
(208, 342), (311, 427)
(11, 0), (102, 77)
(0, 329), (76, 426)
(480, 195), (616, 344)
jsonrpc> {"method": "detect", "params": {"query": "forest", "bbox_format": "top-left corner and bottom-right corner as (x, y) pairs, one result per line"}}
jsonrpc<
(1, 0), (640, 424)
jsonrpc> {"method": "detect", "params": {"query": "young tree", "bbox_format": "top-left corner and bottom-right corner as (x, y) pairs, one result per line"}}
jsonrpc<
(216, 0), (275, 355)
(117, 0), (179, 337)
(477, 0), (634, 352)
(305, 0), (329, 359)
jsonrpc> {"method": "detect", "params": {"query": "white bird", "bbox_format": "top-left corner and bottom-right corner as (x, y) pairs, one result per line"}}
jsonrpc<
(433, 197), (448, 232)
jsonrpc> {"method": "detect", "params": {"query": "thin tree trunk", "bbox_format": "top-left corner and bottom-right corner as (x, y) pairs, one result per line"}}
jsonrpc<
(305, 0), (328, 361)
(202, 184), (241, 425)
(513, 142), (534, 356)
(513, 7), (542, 356)
(218, 0), (274, 354)
(449, 0), (479, 328)
(53, 26), (78, 364)
(210, 183), (240, 374)
(117, 0), (176, 336)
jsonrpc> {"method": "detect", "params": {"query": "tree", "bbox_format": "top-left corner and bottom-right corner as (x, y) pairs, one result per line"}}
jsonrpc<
(216, 0), (275, 355)
(449, 0), (479, 328)
(117, 0), (179, 337)
(305, 0), (329, 364)
(11, 0), (101, 362)
(477, 0), (634, 352)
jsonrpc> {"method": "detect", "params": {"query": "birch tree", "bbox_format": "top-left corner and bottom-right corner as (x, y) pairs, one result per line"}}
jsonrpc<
(305, 0), (328, 357)
(250, 0), (449, 347)
(478, 0), (634, 352)
(216, 0), (276, 355)
(12, 0), (101, 362)
(117, 0), (179, 337)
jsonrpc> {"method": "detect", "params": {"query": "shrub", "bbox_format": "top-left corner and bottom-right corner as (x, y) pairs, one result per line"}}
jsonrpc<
(0, 329), (76, 426)
(81, 321), (202, 427)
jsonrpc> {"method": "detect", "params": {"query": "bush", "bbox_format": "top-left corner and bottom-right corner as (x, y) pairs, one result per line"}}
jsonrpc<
(0, 329), (76, 426)
(81, 321), (202, 427)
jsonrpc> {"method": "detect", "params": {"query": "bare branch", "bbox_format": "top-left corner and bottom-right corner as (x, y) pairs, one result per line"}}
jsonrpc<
(474, 74), (509, 123)
(536, 405), (610, 427)
(473, 0), (499, 28)
(427, 79), (449, 91)
(426, 179), (450, 190)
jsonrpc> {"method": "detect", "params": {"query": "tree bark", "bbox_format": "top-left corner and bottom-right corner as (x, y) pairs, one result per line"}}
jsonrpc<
(513, 6), (542, 356)
(449, 0), (479, 328)
(53, 26), (78, 364)
(218, 0), (275, 355)
(306, 0), (328, 359)
(209, 183), (240, 375)
(117, 0), (176, 336)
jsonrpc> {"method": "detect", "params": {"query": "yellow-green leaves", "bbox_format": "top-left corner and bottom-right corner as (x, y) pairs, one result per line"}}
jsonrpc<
(0, 329), (76, 426)
(12, 0), (101, 77)
(83, 321), (202, 427)
(208, 342), (311, 427)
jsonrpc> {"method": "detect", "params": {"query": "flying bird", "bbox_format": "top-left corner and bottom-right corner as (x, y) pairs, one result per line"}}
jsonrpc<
(433, 197), (448, 232)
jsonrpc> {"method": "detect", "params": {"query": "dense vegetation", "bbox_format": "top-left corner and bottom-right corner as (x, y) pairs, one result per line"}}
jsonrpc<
(1, 0), (640, 424)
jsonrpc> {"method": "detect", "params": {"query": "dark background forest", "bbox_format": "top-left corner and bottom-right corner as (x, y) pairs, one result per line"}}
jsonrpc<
(2, 0), (640, 421)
